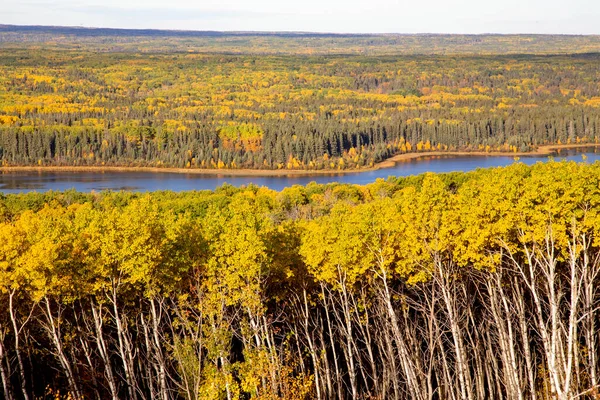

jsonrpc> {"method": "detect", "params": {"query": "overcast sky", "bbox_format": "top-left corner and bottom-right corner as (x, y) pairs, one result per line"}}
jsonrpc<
(2, 0), (599, 34)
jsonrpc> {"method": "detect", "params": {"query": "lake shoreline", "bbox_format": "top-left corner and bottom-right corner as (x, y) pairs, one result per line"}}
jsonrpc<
(0, 143), (597, 177)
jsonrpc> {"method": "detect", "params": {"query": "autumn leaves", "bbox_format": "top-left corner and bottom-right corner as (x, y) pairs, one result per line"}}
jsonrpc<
(1, 161), (600, 398)
(1, 51), (600, 170)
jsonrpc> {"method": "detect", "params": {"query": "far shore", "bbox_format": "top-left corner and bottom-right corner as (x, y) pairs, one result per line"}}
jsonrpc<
(374, 143), (599, 168)
(0, 143), (597, 177)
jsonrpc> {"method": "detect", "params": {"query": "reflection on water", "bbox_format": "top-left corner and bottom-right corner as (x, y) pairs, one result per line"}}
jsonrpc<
(554, 147), (600, 156)
(0, 147), (598, 193)
(0, 182), (46, 190)
(89, 186), (142, 192)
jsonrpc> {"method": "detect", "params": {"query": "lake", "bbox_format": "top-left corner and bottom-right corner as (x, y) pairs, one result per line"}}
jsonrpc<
(0, 148), (597, 193)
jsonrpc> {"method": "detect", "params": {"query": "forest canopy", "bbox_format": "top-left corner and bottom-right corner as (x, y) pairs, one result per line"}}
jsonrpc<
(0, 28), (600, 170)
(3, 26), (600, 400)
(3, 25), (600, 55)
(0, 161), (600, 399)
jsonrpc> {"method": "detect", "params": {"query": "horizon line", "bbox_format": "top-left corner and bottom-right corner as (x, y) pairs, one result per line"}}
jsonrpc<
(1, 23), (599, 37)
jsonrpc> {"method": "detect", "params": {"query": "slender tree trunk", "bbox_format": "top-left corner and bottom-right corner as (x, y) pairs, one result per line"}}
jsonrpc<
(562, 232), (583, 400)
(42, 297), (82, 400)
(487, 270), (523, 400)
(149, 297), (169, 400)
(354, 289), (379, 398)
(378, 266), (422, 400)
(380, 320), (400, 400)
(335, 277), (358, 400)
(0, 329), (13, 400)
(514, 277), (537, 400)
(9, 291), (29, 400)
(434, 258), (474, 400)
(140, 309), (158, 399)
(261, 315), (280, 395)
(317, 318), (334, 399)
(110, 285), (138, 400)
(582, 246), (599, 391)
(321, 284), (343, 400)
(78, 334), (102, 400)
(89, 301), (119, 400)
(301, 290), (322, 400)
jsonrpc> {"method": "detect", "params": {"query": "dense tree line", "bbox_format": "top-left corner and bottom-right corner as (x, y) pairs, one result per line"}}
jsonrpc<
(1, 161), (600, 399)
(3, 26), (600, 55)
(1, 50), (600, 170)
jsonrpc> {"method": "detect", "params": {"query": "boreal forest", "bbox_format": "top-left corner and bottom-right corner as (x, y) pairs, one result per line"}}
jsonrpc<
(2, 26), (600, 400)
(1, 162), (600, 399)
(1, 27), (600, 170)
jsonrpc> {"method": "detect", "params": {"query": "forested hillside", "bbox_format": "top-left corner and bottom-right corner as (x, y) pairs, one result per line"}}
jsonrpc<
(3, 25), (600, 55)
(1, 28), (600, 170)
(1, 161), (600, 399)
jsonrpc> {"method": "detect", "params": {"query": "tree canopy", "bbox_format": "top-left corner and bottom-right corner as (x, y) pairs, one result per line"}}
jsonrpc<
(1, 161), (600, 398)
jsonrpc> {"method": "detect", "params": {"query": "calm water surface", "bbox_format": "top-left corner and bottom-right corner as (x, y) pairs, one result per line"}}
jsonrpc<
(0, 148), (597, 193)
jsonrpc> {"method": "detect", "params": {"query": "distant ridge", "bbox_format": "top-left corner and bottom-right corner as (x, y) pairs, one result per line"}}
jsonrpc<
(2, 24), (600, 56)
(0, 24), (597, 38)
(0, 24), (372, 38)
